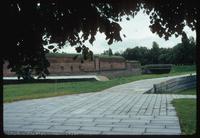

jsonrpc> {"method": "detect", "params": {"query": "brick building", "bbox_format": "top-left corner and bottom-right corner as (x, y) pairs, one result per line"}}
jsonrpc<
(3, 53), (141, 78)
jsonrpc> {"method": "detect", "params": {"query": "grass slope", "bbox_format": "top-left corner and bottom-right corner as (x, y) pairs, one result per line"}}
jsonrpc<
(3, 65), (196, 103)
(157, 87), (197, 95)
(172, 98), (196, 135)
(170, 65), (196, 73)
(173, 88), (196, 95)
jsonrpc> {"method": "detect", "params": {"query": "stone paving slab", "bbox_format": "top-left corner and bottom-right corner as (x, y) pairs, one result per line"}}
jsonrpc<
(3, 74), (196, 135)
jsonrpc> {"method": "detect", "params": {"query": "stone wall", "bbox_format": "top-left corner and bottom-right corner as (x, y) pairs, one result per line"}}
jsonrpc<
(98, 58), (126, 71)
(97, 69), (141, 79)
(147, 74), (196, 93)
(47, 57), (96, 75)
(47, 56), (127, 74)
(3, 54), (141, 77)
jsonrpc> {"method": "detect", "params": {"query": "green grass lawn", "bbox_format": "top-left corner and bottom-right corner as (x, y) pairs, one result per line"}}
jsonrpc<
(170, 65), (196, 74)
(172, 99), (196, 135)
(157, 87), (197, 95)
(172, 87), (196, 95)
(3, 65), (196, 103)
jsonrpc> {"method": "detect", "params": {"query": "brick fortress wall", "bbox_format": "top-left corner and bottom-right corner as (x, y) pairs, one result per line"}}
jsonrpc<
(3, 54), (141, 77)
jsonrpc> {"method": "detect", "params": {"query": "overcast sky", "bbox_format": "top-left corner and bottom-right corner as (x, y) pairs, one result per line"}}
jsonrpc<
(56, 10), (196, 54)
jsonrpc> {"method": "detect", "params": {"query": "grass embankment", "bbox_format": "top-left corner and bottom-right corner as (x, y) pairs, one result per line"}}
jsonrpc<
(170, 65), (196, 74)
(172, 88), (196, 95)
(172, 98), (196, 135)
(157, 87), (197, 95)
(3, 65), (196, 103)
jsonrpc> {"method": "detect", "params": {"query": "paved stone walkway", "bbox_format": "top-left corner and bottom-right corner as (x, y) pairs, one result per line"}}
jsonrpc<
(3, 74), (196, 135)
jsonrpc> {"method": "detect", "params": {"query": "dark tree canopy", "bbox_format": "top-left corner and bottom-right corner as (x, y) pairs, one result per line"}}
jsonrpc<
(4, 0), (198, 79)
(121, 35), (196, 65)
(150, 42), (160, 64)
(102, 48), (113, 56)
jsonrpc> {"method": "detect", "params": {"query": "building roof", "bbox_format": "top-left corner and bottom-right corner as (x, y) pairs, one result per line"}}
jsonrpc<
(46, 53), (80, 57)
(46, 53), (125, 60)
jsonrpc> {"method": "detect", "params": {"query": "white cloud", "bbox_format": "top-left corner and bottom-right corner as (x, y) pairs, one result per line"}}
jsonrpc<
(59, 10), (196, 54)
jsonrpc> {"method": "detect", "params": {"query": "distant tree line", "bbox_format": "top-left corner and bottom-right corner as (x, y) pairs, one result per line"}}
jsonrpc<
(102, 48), (113, 56)
(112, 36), (196, 65)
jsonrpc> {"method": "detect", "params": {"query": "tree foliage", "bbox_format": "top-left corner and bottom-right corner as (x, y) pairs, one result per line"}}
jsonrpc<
(120, 36), (196, 65)
(172, 34), (196, 65)
(150, 41), (160, 64)
(102, 48), (113, 56)
(122, 46), (149, 64)
(4, 0), (198, 79)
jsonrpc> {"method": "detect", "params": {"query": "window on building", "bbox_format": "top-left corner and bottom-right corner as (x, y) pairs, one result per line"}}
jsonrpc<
(60, 66), (64, 71)
(79, 65), (82, 71)
(110, 64), (113, 69)
(70, 65), (73, 72)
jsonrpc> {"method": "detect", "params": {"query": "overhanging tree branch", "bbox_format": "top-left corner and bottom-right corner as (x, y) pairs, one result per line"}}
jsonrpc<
(4, 0), (197, 79)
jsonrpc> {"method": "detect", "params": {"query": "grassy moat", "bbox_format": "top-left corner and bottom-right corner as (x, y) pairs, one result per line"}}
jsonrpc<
(3, 65), (196, 103)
